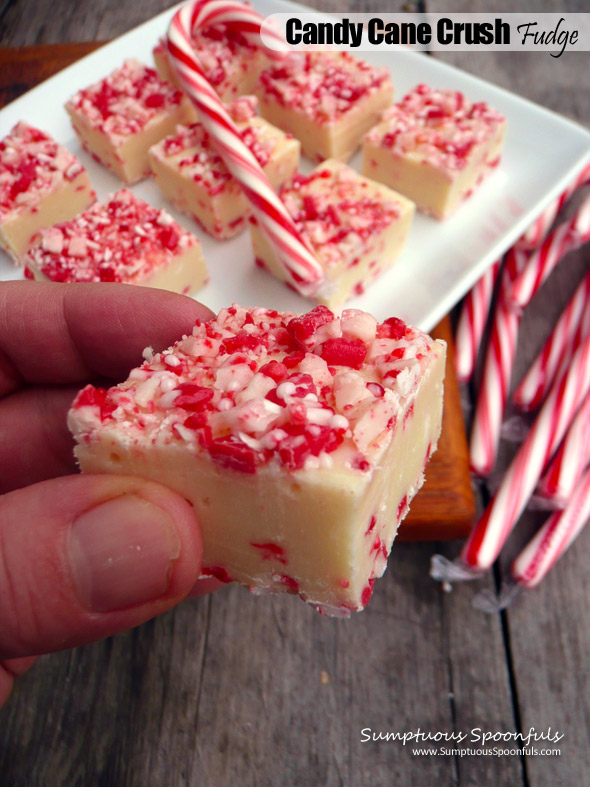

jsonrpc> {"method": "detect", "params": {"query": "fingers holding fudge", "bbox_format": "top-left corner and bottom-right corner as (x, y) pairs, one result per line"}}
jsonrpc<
(0, 282), (214, 395)
(0, 475), (204, 662)
(0, 385), (80, 494)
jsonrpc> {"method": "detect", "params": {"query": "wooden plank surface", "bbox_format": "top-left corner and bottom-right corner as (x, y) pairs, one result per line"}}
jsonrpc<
(430, 2), (590, 786)
(0, 40), (476, 541)
(0, 2), (587, 786)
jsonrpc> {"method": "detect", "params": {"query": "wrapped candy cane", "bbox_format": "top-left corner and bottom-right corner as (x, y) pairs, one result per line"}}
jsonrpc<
(514, 272), (590, 411)
(512, 465), (590, 588)
(514, 163), (590, 251)
(469, 249), (527, 476)
(536, 394), (590, 508)
(455, 259), (501, 383)
(456, 164), (590, 385)
(462, 332), (590, 570)
(166, 0), (325, 295)
(507, 194), (590, 311)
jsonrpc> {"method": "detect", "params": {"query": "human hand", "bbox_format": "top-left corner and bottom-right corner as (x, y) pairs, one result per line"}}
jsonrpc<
(0, 281), (220, 707)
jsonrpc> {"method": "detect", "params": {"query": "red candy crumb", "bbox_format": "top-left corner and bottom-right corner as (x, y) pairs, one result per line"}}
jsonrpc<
(397, 495), (408, 520)
(202, 565), (233, 583)
(209, 438), (260, 474)
(320, 338), (366, 370)
(277, 574), (299, 593)
(251, 542), (288, 565)
(361, 579), (375, 607)
(287, 305), (335, 349)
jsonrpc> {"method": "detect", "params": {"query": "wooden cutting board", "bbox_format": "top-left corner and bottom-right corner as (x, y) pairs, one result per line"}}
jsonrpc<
(0, 43), (475, 540)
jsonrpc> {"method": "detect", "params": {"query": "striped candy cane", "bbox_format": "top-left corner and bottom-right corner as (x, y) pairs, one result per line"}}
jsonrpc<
(456, 163), (590, 387)
(514, 272), (590, 411)
(512, 465), (590, 588)
(462, 332), (590, 570)
(166, 1), (325, 295)
(514, 162), (590, 251)
(507, 194), (590, 312)
(469, 249), (526, 476)
(455, 259), (501, 383)
(536, 393), (590, 508)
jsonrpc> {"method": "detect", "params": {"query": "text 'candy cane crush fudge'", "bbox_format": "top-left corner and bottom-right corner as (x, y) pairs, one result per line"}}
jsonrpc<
(66, 59), (197, 184)
(153, 20), (269, 103)
(24, 189), (208, 295)
(256, 51), (393, 162)
(250, 159), (415, 308)
(149, 96), (300, 239)
(0, 122), (95, 262)
(68, 304), (446, 616)
(363, 84), (506, 219)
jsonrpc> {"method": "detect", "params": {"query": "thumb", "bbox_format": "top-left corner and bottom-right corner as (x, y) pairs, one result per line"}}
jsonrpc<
(0, 474), (203, 660)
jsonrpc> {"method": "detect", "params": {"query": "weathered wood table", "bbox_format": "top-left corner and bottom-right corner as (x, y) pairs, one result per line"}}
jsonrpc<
(1, 2), (589, 785)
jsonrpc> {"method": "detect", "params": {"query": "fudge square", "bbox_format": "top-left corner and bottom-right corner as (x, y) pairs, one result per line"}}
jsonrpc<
(250, 159), (415, 309)
(65, 59), (196, 184)
(256, 51), (393, 163)
(153, 22), (269, 103)
(68, 303), (446, 615)
(362, 84), (506, 219)
(0, 122), (95, 262)
(149, 97), (300, 239)
(24, 189), (208, 295)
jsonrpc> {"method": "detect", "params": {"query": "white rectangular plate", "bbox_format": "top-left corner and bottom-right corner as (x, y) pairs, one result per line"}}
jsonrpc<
(1, 0), (589, 330)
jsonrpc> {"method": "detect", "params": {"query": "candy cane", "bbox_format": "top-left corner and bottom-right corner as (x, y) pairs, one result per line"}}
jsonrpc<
(514, 271), (590, 411)
(507, 193), (590, 311)
(514, 163), (590, 251)
(455, 259), (501, 383)
(462, 332), (590, 570)
(469, 249), (526, 476)
(166, 1), (325, 294)
(456, 164), (590, 385)
(512, 465), (590, 588)
(536, 393), (590, 508)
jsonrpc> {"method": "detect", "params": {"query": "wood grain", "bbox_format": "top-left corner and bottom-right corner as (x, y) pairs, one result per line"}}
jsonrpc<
(0, 41), (476, 541)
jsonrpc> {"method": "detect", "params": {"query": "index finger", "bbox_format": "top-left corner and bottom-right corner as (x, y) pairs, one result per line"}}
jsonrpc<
(0, 281), (214, 396)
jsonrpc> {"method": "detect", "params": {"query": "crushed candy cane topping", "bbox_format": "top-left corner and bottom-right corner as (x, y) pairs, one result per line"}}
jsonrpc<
(153, 19), (264, 92)
(0, 122), (90, 218)
(66, 59), (185, 144)
(69, 303), (440, 474)
(252, 161), (404, 270)
(25, 189), (198, 283)
(259, 52), (391, 124)
(150, 97), (282, 195)
(365, 84), (505, 171)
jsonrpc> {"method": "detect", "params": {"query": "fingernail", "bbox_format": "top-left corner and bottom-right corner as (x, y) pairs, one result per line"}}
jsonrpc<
(68, 495), (181, 612)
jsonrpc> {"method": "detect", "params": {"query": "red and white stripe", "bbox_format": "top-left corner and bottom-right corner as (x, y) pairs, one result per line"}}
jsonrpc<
(166, 1), (325, 294)
(536, 393), (590, 508)
(462, 332), (590, 570)
(507, 193), (590, 311)
(512, 464), (590, 588)
(514, 163), (590, 251)
(455, 259), (501, 383)
(456, 164), (590, 385)
(469, 249), (526, 476)
(514, 271), (590, 411)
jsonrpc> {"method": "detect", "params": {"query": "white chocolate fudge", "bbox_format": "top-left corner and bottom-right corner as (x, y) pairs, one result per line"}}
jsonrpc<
(153, 22), (269, 103)
(65, 59), (197, 184)
(0, 122), (95, 262)
(149, 97), (300, 239)
(363, 84), (506, 219)
(24, 189), (208, 295)
(256, 52), (393, 163)
(68, 304), (446, 616)
(250, 160), (415, 309)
